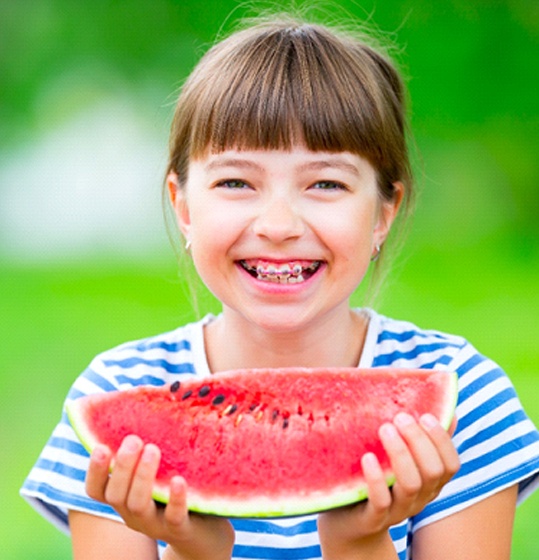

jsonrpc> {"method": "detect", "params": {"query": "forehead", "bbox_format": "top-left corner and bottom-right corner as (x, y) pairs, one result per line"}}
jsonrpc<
(188, 147), (377, 181)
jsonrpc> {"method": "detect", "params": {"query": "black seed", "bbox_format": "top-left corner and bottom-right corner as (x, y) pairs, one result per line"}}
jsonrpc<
(225, 404), (238, 415)
(198, 385), (211, 397)
(181, 390), (193, 400)
(282, 418), (289, 429)
(249, 403), (260, 411)
(271, 409), (280, 421)
(212, 394), (226, 406)
(170, 381), (181, 393)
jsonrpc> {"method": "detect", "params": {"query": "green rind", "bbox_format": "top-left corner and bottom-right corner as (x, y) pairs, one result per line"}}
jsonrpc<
(151, 473), (397, 518)
(439, 371), (459, 431)
(65, 398), (106, 465)
(65, 369), (459, 518)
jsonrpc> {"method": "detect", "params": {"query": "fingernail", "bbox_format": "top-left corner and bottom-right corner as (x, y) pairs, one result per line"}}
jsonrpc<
(394, 412), (415, 427)
(141, 444), (159, 463)
(361, 452), (379, 470)
(379, 422), (399, 439)
(420, 413), (439, 429)
(119, 435), (141, 453)
(92, 445), (108, 462)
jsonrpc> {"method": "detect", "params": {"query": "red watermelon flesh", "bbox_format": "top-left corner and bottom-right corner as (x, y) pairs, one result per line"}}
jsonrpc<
(66, 367), (458, 517)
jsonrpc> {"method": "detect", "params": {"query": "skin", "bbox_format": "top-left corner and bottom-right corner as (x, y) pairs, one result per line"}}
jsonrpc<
(69, 147), (519, 559)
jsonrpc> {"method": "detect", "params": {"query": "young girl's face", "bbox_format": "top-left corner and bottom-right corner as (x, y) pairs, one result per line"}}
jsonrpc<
(169, 146), (402, 333)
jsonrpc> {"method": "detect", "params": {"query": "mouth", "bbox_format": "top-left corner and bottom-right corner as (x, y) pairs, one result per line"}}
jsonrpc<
(239, 259), (322, 284)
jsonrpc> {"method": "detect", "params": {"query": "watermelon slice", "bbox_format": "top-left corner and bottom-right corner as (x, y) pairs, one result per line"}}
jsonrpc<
(66, 367), (457, 518)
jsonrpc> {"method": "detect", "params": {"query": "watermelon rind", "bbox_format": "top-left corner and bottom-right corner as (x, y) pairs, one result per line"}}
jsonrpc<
(438, 370), (459, 431)
(66, 401), (102, 459)
(151, 475), (397, 518)
(66, 368), (458, 518)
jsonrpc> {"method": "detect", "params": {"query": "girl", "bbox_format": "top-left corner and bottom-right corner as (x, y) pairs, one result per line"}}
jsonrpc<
(21, 14), (539, 560)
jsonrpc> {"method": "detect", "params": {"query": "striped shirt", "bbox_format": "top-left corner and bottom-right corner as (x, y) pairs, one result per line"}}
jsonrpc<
(20, 309), (539, 559)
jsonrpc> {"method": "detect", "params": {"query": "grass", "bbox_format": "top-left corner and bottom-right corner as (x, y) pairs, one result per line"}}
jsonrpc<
(2, 240), (539, 558)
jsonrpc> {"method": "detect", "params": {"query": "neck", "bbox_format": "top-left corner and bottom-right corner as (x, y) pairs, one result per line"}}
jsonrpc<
(204, 307), (369, 372)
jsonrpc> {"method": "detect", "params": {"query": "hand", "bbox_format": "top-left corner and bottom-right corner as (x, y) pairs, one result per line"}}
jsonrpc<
(86, 435), (235, 560)
(317, 413), (460, 559)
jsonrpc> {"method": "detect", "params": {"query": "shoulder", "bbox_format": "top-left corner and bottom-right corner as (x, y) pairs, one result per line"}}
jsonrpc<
(67, 315), (215, 400)
(369, 311), (516, 404)
(369, 311), (469, 371)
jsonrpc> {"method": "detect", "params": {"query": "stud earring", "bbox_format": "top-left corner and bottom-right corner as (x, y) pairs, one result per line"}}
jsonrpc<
(184, 239), (191, 252)
(370, 244), (381, 262)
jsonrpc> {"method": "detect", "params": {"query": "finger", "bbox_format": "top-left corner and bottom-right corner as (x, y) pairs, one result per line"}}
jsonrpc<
(379, 420), (422, 496)
(105, 434), (144, 506)
(362, 452), (392, 511)
(393, 413), (445, 484)
(164, 476), (189, 531)
(419, 414), (461, 479)
(125, 443), (161, 515)
(86, 444), (112, 502)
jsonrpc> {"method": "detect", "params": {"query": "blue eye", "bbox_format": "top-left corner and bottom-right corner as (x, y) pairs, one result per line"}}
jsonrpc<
(311, 181), (347, 190)
(216, 179), (250, 189)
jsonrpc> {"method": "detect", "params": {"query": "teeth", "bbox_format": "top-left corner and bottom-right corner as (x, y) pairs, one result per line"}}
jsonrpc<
(245, 260), (320, 284)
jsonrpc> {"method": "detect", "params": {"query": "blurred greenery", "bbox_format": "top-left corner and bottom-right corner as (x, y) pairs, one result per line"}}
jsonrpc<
(1, 0), (538, 558)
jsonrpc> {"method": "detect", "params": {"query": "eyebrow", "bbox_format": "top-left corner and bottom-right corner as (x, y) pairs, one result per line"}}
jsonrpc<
(297, 159), (361, 177)
(203, 155), (362, 176)
(204, 158), (264, 172)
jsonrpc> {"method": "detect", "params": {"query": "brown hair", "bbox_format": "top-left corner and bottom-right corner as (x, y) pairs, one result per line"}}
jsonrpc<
(166, 14), (414, 296)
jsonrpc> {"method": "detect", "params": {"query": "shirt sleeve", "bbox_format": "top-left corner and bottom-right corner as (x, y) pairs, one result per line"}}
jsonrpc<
(411, 342), (539, 531)
(20, 358), (126, 534)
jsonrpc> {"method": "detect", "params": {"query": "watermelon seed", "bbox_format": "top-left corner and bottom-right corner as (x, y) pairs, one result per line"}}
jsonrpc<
(271, 409), (280, 421)
(170, 381), (181, 393)
(235, 413), (243, 426)
(255, 410), (264, 421)
(282, 418), (289, 429)
(198, 385), (211, 397)
(212, 394), (226, 406)
(181, 390), (193, 400)
(249, 403), (259, 411)
(224, 404), (238, 415)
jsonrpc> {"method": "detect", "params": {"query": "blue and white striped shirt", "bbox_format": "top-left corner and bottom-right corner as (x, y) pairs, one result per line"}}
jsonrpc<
(21, 310), (539, 559)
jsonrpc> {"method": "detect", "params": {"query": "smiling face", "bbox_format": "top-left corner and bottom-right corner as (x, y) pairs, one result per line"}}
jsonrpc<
(169, 146), (402, 334)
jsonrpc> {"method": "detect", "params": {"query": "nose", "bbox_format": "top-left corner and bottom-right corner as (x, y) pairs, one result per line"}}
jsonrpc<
(252, 195), (305, 243)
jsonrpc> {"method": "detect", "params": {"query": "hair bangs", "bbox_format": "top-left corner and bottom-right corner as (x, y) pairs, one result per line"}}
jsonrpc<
(185, 25), (391, 163)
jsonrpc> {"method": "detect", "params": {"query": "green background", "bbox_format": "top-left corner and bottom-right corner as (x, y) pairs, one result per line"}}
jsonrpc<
(1, 1), (538, 558)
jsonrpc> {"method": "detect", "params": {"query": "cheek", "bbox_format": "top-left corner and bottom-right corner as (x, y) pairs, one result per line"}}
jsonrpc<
(315, 205), (377, 253)
(187, 204), (244, 271)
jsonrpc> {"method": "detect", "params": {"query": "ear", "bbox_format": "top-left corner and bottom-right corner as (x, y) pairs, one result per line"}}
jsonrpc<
(373, 181), (405, 246)
(166, 171), (191, 239)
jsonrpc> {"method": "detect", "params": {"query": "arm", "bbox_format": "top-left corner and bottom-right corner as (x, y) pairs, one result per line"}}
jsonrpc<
(413, 484), (518, 560)
(80, 435), (234, 560)
(69, 510), (158, 560)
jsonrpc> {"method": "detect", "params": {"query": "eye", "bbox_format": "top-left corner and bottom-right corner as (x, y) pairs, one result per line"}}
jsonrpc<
(215, 179), (251, 190)
(310, 180), (348, 191)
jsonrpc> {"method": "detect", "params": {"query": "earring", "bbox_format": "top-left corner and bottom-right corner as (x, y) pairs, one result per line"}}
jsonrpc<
(184, 239), (191, 251)
(370, 244), (381, 262)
